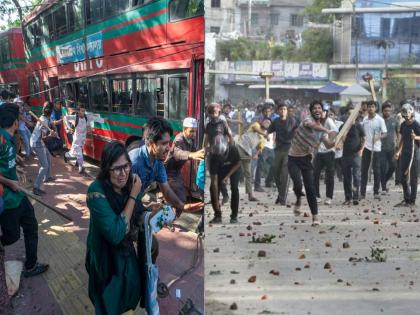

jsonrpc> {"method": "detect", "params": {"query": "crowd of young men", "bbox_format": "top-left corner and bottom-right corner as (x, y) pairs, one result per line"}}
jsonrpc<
(206, 98), (420, 226)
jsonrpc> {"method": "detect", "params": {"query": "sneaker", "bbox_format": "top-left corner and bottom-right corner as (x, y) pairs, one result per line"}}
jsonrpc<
(316, 197), (322, 203)
(23, 262), (49, 278)
(209, 216), (222, 224)
(353, 200), (359, 206)
(248, 196), (258, 202)
(230, 217), (238, 224)
(324, 198), (332, 205)
(44, 177), (56, 183)
(342, 200), (351, 206)
(275, 195), (285, 205)
(294, 198), (302, 216)
(78, 167), (85, 175)
(312, 215), (320, 226)
(381, 189), (389, 196)
(63, 153), (68, 163)
(374, 194), (381, 200)
(221, 195), (229, 205)
(394, 201), (410, 207)
(32, 188), (46, 196)
(254, 186), (265, 193)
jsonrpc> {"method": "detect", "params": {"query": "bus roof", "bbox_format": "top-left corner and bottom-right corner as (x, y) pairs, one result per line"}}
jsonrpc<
(23, 0), (58, 25)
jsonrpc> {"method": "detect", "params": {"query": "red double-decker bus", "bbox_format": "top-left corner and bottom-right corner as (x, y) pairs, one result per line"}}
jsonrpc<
(0, 28), (28, 97)
(22, 0), (204, 160)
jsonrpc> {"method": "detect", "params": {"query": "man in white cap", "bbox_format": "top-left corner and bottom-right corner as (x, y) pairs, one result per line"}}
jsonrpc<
(165, 117), (205, 204)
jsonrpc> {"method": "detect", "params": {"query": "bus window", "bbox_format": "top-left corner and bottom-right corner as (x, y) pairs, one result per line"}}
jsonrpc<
(42, 13), (55, 42)
(85, 0), (104, 25)
(89, 79), (109, 112)
(168, 76), (188, 120)
(44, 81), (51, 102)
(54, 5), (68, 36)
(0, 40), (10, 64)
(105, 0), (130, 17)
(169, 0), (204, 21)
(67, 0), (83, 32)
(23, 26), (33, 50)
(31, 21), (43, 47)
(111, 79), (133, 114)
(134, 78), (156, 117)
(29, 75), (40, 96)
(132, 0), (154, 7)
(77, 81), (89, 106)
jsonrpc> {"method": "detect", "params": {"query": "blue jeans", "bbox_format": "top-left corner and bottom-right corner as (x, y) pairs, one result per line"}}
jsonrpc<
(19, 128), (32, 157)
(32, 145), (52, 189)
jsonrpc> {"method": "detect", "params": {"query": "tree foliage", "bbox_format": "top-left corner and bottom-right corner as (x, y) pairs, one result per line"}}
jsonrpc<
(217, 29), (333, 63)
(303, 0), (341, 24)
(0, 0), (42, 30)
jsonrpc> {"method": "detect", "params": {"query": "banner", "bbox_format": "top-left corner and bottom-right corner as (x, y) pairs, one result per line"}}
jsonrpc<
(56, 38), (85, 64)
(86, 32), (103, 58)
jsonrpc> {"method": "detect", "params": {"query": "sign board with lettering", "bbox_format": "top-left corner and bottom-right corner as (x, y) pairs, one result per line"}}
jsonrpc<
(87, 32), (103, 58)
(56, 38), (85, 64)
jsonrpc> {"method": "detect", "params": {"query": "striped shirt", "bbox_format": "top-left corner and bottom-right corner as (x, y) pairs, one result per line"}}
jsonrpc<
(289, 117), (328, 157)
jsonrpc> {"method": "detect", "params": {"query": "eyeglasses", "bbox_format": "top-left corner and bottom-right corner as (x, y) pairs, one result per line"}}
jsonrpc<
(110, 163), (131, 175)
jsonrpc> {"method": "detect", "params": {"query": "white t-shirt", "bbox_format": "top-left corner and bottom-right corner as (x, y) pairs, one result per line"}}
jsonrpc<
(318, 117), (339, 153)
(334, 120), (344, 158)
(361, 114), (387, 152)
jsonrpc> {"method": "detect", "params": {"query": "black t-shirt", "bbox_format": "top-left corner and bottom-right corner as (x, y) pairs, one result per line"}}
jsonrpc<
(341, 123), (365, 155)
(223, 144), (241, 166)
(400, 120), (420, 154)
(267, 117), (298, 150)
(205, 118), (230, 145)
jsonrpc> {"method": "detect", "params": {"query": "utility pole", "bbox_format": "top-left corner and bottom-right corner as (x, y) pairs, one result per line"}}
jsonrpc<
(352, 0), (359, 83)
(260, 72), (274, 100)
(248, 0), (252, 37)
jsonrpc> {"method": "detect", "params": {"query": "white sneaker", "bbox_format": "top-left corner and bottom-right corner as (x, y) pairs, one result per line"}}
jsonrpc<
(312, 215), (320, 226)
(316, 197), (322, 203)
(324, 198), (332, 205)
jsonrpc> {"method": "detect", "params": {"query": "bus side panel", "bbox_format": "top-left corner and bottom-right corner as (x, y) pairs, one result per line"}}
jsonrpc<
(166, 16), (204, 45)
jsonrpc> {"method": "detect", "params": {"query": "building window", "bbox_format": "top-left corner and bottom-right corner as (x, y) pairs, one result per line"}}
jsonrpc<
(290, 14), (303, 27)
(89, 78), (109, 112)
(169, 0), (204, 21)
(270, 13), (279, 26)
(251, 13), (259, 26)
(168, 76), (188, 120)
(210, 26), (220, 33)
(211, 0), (220, 8)
(111, 79), (133, 114)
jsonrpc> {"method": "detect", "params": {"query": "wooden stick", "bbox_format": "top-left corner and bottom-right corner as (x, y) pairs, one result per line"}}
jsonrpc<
(20, 187), (73, 222)
(28, 111), (54, 133)
(405, 135), (415, 182)
(335, 102), (362, 148)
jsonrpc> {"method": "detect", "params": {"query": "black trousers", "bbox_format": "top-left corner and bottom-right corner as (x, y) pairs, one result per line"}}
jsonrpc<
(217, 165), (240, 219)
(361, 149), (381, 196)
(0, 197), (38, 269)
(341, 154), (361, 201)
(380, 149), (395, 191)
(273, 148), (289, 203)
(400, 149), (418, 203)
(313, 151), (335, 199)
(288, 155), (318, 215)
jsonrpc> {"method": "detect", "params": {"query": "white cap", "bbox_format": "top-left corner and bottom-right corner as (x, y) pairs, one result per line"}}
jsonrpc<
(183, 117), (197, 128)
(14, 97), (23, 104)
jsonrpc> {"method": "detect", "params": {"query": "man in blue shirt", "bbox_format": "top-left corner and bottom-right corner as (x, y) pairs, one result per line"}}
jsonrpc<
(129, 117), (203, 215)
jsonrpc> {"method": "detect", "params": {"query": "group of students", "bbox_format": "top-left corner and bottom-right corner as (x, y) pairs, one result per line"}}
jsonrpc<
(0, 88), (206, 313)
(205, 98), (420, 226)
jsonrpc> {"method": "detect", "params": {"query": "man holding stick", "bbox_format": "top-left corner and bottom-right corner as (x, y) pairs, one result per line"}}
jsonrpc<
(360, 101), (387, 200)
(0, 103), (49, 278)
(394, 104), (420, 207)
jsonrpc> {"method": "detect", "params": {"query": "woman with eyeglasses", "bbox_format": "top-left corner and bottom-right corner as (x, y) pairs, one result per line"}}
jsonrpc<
(85, 140), (146, 315)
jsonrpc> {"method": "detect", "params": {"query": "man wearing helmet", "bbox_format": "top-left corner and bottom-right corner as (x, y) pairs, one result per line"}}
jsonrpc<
(394, 103), (420, 206)
(288, 100), (337, 226)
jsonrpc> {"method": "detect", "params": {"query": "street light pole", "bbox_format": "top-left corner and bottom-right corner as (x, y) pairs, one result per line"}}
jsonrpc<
(260, 72), (274, 99)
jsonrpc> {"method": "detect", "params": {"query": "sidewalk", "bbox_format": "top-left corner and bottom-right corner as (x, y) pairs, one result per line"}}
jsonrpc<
(205, 182), (420, 315)
(6, 154), (203, 314)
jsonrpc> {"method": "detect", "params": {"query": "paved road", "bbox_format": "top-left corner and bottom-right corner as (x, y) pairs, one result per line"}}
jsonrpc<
(205, 182), (420, 315)
(5, 154), (203, 314)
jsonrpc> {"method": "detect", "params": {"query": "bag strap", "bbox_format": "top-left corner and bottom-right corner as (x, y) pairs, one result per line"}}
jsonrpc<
(144, 211), (153, 268)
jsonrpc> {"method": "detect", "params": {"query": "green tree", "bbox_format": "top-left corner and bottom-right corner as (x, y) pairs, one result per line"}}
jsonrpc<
(303, 0), (341, 24)
(0, 0), (42, 30)
(299, 28), (333, 62)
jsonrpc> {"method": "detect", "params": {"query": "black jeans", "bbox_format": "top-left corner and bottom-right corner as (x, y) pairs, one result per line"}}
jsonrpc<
(361, 149), (381, 196)
(218, 165), (240, 219)
(0, 197), (38, 269)
(313, 151), (335, 199)
(380, 149), (395, 191)
(341, 154), (361, 201)
(335, 157), (343, 181)
(273, 148), (289, 203)
(288, 155), (318, 215)
(400, 149), (418, 203)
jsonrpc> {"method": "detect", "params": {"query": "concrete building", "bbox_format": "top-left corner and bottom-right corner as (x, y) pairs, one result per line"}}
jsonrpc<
(204, 0), (238, 34)
(237, 0), (312, 42)
(323, 0), (420, 101)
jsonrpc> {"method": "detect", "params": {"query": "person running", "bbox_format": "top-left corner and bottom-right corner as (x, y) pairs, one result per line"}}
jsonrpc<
(360, 101), (387, 200)
(64, 104), (104, 174)
(30, 102), (56, 196)
(268, 102), (299, 205)
(288, 100), (336, 226)
(313, 107), (339, 205)
(394, 103), (420, 206)
(339, 105), (366, 205)
(209, 135), (242, 224)
(164, 117), (205, 206)
(380, 101), (399, 194)
(18, 101), (34, 159)
(0, 103), (49, 277)
(236, 117), (270, 202)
